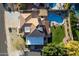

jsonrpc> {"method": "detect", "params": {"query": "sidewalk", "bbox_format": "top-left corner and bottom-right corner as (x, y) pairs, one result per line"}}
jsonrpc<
(63, 14), (73, 44)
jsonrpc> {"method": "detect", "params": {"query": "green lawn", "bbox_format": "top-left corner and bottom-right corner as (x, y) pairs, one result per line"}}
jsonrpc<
(51, 26), (65, 44)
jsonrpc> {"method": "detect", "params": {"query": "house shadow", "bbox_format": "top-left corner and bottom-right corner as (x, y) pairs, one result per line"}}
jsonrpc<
(48, 32), (52, 43)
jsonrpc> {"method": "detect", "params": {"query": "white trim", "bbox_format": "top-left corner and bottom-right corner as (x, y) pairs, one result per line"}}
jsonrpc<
(51, 19), (65, 25)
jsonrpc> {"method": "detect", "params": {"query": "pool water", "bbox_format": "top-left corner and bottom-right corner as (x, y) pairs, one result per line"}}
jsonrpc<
(48, 12), (64, 25)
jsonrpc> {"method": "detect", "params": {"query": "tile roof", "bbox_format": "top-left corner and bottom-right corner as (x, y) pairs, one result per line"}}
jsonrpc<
(26, 18), (39, 27)
(21, 13), (31, 19)
(39, 9), (48, 16)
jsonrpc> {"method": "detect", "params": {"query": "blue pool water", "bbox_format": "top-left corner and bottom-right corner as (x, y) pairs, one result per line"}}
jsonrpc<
(48, 12), (63, 24)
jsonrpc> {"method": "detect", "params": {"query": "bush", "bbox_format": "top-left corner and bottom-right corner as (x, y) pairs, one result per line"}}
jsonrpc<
(42, 43), (68, 56)
(42, 40), (79, 56)
(64, 40), (79, 56)
(19, 4), (27, 10)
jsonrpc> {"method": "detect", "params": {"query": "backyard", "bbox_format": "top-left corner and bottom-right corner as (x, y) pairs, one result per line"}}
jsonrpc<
(51, 25), (65, 44)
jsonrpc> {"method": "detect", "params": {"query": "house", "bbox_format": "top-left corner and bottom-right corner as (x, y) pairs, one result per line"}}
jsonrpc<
(19, 11), (48, 50)
(39, 9), (48, 17)
(38, 9), (51, 37)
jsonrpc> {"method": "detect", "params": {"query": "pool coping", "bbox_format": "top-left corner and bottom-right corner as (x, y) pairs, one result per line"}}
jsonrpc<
(50, 19), (65, 25)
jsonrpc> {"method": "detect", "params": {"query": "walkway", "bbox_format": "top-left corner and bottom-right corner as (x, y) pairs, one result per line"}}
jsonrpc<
(63, 13), (73, 43)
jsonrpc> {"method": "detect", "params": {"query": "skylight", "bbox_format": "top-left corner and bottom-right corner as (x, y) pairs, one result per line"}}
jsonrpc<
(25, 26), (30, 33)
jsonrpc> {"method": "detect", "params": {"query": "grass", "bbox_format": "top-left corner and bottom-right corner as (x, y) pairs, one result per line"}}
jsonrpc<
(51, 26), (65, 44)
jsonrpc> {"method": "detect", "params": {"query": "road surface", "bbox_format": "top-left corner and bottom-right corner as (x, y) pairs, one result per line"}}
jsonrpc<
(0, 4), (8, 56)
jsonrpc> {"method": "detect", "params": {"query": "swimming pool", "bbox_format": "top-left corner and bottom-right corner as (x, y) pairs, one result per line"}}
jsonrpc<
(48, 12), (64, 25)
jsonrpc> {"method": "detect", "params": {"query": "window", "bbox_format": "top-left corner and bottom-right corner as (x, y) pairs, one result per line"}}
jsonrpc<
(25, 26), (30, 32)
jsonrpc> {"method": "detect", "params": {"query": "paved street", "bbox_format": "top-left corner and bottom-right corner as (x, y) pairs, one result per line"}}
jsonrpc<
(23, 51), (41, 56)
(27, 51), (41, 56)
(0, 4), (8, 56)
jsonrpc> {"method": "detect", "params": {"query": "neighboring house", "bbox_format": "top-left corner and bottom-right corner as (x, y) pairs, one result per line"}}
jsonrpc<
(49, 3), (65, 10)
(3, 3), (20, 11)
(33, 3), (49, 9)
(19, 10), (50, 50)
(33, 3), (65, 10)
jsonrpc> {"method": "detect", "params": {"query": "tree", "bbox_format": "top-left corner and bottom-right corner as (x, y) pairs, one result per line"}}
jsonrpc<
(19, 3), (28, 10)
(70, 10), (79, 40)
(64, 40), (79, 56)
(42, 43), (68, 56)
(64, 3), (71, 10)
(42, 40), (79, 56)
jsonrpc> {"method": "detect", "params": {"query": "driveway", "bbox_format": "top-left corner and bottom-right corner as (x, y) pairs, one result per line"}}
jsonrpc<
(0, 4), (8, 56)
(23, 51), (41, 56)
